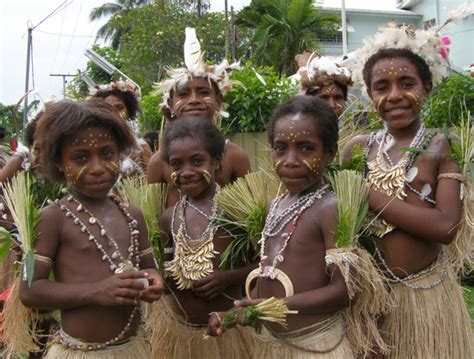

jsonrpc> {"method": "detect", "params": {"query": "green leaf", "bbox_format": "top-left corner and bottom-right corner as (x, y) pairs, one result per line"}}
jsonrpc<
(0, 240), (12, 262)
(24, 250), (35, 287)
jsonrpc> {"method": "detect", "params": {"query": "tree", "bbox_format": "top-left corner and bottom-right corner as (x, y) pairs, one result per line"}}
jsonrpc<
(119, 2), (233, 93)
(89, 0), (153, 50)
(235, 0), (339, 75)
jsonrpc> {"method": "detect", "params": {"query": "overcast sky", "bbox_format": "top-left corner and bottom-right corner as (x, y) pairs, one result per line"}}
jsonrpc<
(0, 0), (397, 106)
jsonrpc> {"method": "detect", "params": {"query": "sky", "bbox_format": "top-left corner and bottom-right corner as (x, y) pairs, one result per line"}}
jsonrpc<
(0, 0), (397, 106)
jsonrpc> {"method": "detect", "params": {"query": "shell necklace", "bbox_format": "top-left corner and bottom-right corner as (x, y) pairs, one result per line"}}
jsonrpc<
(56, 191), (141, 351)
(164, 184), (220, 289)
(259, 185), (329, 280)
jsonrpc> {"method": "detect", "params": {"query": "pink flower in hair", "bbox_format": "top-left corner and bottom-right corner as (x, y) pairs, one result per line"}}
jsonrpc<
(438, 36), (451, 59)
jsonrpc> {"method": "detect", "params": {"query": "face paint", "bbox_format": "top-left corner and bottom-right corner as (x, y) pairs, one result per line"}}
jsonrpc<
(202, 169), (212, 184)
(105, 161), (120, 176)
(170, 171), (178, 186)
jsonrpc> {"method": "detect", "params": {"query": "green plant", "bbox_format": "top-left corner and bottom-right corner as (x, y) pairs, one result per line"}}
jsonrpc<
(138, 92), (164, 133)
(422, 73), (474, 128)
(223, 62), (296, 134)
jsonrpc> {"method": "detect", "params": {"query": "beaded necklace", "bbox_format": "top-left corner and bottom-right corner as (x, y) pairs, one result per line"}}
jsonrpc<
(258, 185), (329, 280)
(374, 244), (448, 289)
(164, 184), (220, 289)
(56, 191), (141, 351)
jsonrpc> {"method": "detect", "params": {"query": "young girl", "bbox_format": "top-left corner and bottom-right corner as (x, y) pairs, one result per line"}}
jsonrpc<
(19, 98), (163, 358)
(91, 80), (152, 176)
(147, 117), (254, 358)
(208, 96), (360, 357)
(343, 24), (473, 358)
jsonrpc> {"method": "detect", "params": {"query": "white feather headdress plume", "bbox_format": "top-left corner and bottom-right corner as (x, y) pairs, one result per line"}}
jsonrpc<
(351, 22), (450, 98)
(295, 51), (352, 94)
(154, 27), (240, 113)
(184, 27), (202, 71)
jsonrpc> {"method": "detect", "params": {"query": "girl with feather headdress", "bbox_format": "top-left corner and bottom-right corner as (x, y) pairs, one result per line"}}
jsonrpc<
(147, 28), (251, 208)
(295, 52), (353, 118)
(342, 22), (473, 358)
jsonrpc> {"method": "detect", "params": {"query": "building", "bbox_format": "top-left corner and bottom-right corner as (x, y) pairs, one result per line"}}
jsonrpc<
(317, 0), (473, 70)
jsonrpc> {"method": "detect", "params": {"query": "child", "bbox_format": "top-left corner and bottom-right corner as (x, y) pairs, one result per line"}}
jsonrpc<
(147, 117), (254, 358)
(91, 79), (153, 176)
(208, 96), (358, 357)
(295, 52), (352, 118)
(342, 24), (473, 358)
(19, 98), (164, 358)
(147, 28), (250, 207)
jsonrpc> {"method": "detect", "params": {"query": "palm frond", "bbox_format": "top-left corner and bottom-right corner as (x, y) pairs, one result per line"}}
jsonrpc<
(329, 170), (369, 248)
(1, 172), (41, 287)
(217, 171), (280, 268)
(89, 3), (124, 22)
(117, 177), (167, 267)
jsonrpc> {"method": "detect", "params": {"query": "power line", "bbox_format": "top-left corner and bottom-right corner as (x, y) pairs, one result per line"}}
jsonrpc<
(60, 0), (84, 73)
(35, 29), (104, 38)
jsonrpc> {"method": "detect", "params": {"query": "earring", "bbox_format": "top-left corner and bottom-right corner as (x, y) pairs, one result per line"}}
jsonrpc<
(170, 172), (178, 186)
(202, 170), (212, 184)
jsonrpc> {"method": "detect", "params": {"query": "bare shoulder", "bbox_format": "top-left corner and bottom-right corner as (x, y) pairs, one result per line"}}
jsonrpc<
(159, 206), (173, 229)
(225, 141), (249, 160)
(126, 204), (145, 223)
(147, 150), (166, 183)
(225, 141), (251, 178)
(317, 191), (337, 220)
(341, 134), (370, 163)
(40, 202), (64, 226)
(427, 132), (453, 154)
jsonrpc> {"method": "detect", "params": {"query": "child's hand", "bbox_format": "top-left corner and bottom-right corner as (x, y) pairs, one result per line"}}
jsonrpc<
(138, 270), (164, 303)
(92, 271), (148, 306)
(192, 270), (231, 300)
(234, 298), (264, 308)
(206, 310), (228, 337)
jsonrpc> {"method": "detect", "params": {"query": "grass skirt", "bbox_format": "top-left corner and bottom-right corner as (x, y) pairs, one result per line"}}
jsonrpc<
(44, 328), (151, 359)
(381, 264), (473, 358)
(252, 314), (355, 358)
(145, 296), (254, 359)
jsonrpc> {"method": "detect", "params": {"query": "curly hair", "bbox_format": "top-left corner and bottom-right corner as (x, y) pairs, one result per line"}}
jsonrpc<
(160, 117), (225, 162)
(267, 96), (339, 152)
(92, 88), (139, 120)
(36, 98), (136, 182)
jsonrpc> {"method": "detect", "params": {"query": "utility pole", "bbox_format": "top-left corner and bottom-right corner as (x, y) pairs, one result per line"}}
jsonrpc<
(341, 0), (348, 56)
(23, 27), (33, 127)
(50, 74), (75, 98)
(231, 6), (236, 61)
(224, 0), (229, 60)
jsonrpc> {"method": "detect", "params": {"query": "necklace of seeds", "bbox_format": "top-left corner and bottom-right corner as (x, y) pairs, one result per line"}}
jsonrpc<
(373, 243), (448, 289)
(56, 191), (141, 351)
(259, 185), (329, 279)
(175, 184), (220, 242)
(59, 192), (140, 273)
(263, 188), (327, 238)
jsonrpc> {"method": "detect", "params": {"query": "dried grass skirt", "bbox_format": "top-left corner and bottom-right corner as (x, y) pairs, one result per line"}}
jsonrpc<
(381, 264), (473, 358)
(146, 295), (254, 359)
(252, 314), (355, 358)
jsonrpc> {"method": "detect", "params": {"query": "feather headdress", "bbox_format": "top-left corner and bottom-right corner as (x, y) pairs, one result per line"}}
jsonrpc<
(90, 78), (141, 100)
(155, 28), (240, 115)
(295, 51), (352, 94)
(352, 22), (450, 97)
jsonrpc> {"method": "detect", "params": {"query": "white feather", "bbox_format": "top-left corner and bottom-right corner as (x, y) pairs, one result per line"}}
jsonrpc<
(184, 27), (201, 71)
(448, 1), (474, 24)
